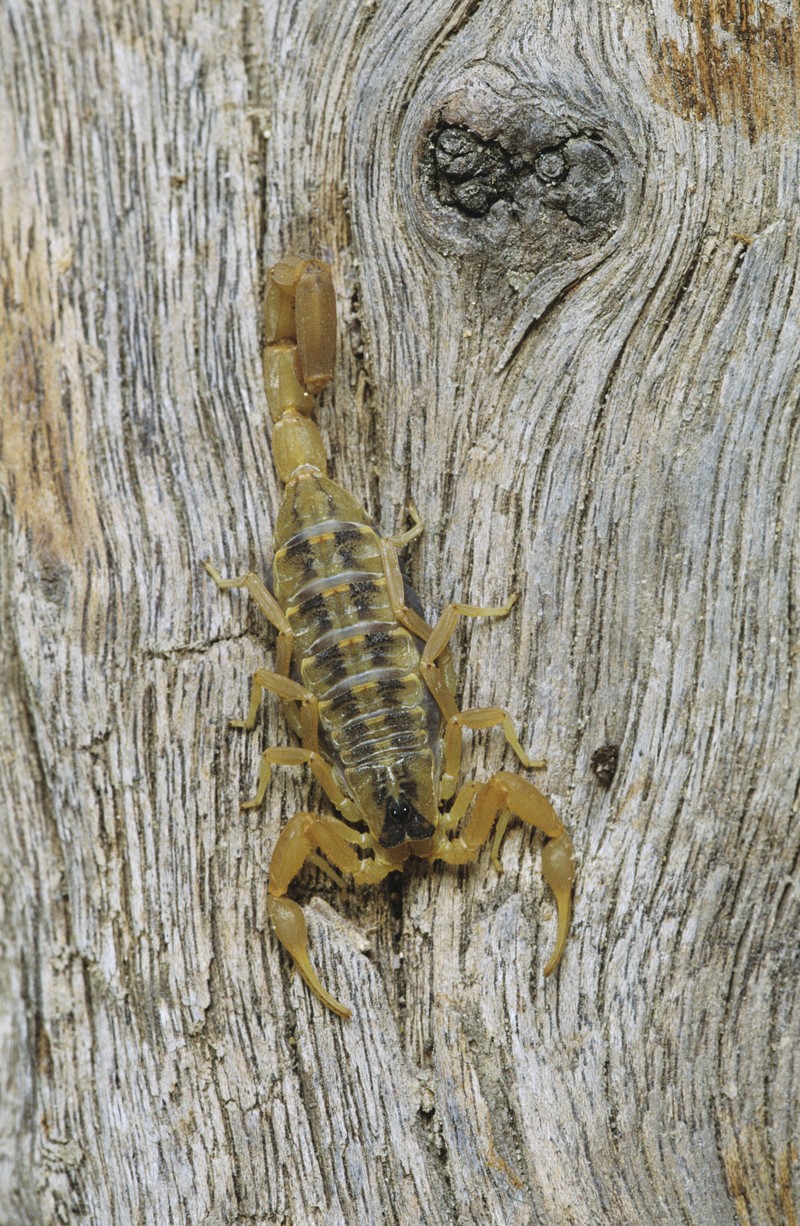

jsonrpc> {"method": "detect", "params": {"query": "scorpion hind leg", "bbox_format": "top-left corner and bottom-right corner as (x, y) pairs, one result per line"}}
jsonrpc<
(387, 501), (424, 549)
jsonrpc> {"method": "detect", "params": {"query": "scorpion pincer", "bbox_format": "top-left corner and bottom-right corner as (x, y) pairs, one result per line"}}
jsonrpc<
(205, 255), (576, 1018)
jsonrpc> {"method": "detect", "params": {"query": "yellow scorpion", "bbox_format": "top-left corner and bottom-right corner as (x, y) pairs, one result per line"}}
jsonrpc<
(205, 256), (576, 1018)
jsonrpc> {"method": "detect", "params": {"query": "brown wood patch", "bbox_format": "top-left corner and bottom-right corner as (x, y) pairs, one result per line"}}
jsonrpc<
(650, 0), (799, 140)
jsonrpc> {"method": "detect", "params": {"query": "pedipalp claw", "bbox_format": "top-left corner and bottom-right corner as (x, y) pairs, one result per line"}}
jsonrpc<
(541, 832), (576, 976)
(268, 895), (352, 1019)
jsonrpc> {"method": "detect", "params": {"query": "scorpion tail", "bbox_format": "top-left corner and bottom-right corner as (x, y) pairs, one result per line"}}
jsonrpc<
(263, 256), (337, 484)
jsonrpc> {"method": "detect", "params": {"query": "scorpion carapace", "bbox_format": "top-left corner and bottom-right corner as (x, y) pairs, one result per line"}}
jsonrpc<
(205, 255), (576, 1018)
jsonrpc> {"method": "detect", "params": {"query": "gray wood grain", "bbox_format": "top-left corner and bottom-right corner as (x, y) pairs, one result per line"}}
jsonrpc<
(1, 1), (797, 1223)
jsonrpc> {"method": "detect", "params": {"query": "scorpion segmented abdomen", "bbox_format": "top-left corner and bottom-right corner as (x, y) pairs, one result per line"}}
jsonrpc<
(272, 472), (441, 822)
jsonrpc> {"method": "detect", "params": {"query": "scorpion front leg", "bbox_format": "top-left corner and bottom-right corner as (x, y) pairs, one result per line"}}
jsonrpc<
(435, 772), (576, 975)
(220, 670), (372, 815)
(239, 743), (360, 824)
(268, 813), (396, 1018)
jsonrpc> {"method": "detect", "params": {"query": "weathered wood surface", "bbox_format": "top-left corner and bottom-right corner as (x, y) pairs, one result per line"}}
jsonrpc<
(1, 1), (798, 1223)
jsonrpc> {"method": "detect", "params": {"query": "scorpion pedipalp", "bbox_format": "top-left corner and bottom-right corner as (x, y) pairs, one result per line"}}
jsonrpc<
(268, 895), (352, 1019)
(541, 832), (577, 975)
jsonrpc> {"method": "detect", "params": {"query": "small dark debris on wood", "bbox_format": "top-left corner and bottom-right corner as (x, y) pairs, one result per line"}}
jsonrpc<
(590, 744), (619, 786)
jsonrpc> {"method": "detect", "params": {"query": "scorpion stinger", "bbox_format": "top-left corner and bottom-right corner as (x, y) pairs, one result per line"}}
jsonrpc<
(204, 256), (576, 1019)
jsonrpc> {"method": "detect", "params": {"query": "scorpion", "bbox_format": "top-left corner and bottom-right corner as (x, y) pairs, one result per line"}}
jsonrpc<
(205, 255), (576, 1018)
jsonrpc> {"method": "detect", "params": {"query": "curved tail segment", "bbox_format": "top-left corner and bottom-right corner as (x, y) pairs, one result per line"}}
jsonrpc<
(264, 256), (337, 483)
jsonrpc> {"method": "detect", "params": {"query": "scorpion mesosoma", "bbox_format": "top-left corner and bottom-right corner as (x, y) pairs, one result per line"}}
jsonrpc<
(205, 255), (576, 1018)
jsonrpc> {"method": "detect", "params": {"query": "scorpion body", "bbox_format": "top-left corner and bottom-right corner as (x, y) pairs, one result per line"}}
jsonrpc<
(206, 255), (576, 1018)
(274, 476), (442, 843)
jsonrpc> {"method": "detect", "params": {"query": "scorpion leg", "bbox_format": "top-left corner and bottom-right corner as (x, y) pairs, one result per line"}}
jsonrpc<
(383, 544), (533, 798)
(232, 669), (319, 751)
(439, 780), (480, 831)
(420, 594), (518, 679)
(380, 538), (434, 641)
(387, 501), (424, 549)
(434, 772), (576, 976)
(441, 707), (546, 799)
(203, 561), (299, 731)
(418, 598), (535, 797)
(202, 563), (294, 675)
(242, 743), (361, 825)
(268, 812), (396, 1018)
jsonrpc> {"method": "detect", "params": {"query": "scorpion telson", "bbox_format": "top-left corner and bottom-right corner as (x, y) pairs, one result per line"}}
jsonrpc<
(205, 255), (576, 1018)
